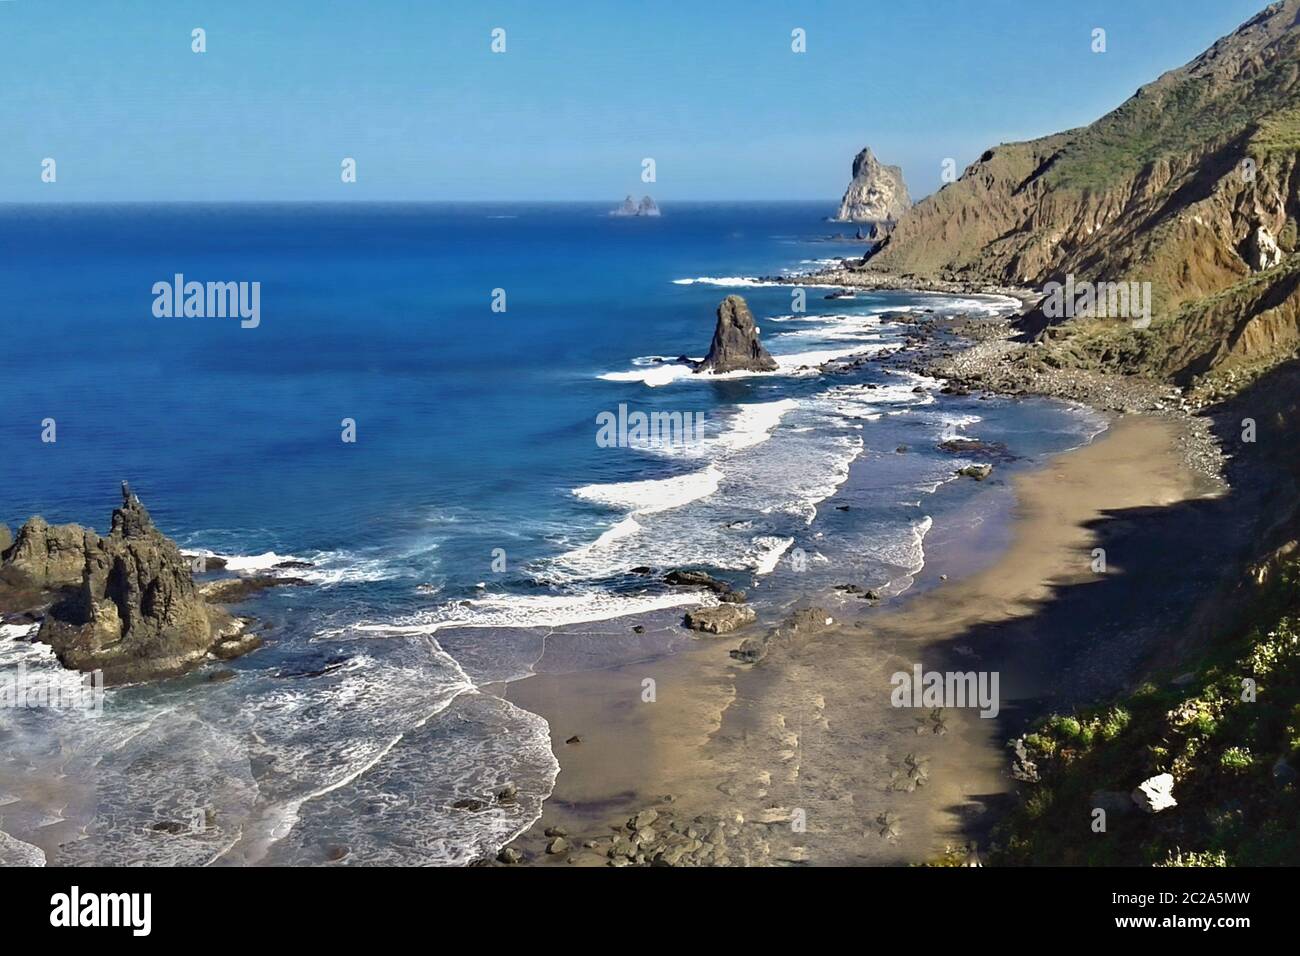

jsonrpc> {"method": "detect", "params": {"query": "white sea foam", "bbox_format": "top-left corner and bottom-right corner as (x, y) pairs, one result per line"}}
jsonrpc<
(889, 515), (934, 575)
(189, 548), (404, 586)
(0, 624), (499, 869)
(599, 362), (697, 388)
(0, 830), (46, 867)
(590, 515), (642, 547)
(0, 628), (95, 701)
(932, 412), (983, 440)
(770, 310), (885, 340)
(602, 345), (885, 389)
(213, 550), (302, 572)
(255, 691), (558, 867)
(856, 515), (934, 597)
(716, 399), (798, 452)
(751, 536), (795, 574)
(293, 551), (408, 586)
(671, 276), (774, 287)
(349, 588), (710, 636)
(0, 623), (39, 643)
(640, 399), (798, 460)
(773, 346), (882, 370)
(904, 293), (1022, 317)
(573, 464), (722, 515)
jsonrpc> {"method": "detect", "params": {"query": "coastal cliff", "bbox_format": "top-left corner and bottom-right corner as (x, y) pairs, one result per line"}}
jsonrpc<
(863, 0), (1300, 401)
(826, 0), (1300, 867)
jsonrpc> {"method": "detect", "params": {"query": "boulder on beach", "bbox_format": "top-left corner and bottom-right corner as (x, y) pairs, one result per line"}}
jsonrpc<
(694, 296), (778, 375)
(684, 604), (756, 634)
(730, 636), (768, 663)
(957, 464), (994, 481)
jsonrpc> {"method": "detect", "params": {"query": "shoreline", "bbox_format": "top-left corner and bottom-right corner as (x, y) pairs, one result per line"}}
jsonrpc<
(0, 261), (1242, 867)
(499, 410), (1225, 865)
(488, 264), (1244, 866)
(769, 260), (1042, 311)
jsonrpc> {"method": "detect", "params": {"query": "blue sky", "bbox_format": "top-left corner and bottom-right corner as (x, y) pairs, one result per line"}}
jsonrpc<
(0, 0), (1270, 202)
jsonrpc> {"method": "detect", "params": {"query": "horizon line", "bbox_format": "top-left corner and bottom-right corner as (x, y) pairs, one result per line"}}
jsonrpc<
(0, 197), (845, 206)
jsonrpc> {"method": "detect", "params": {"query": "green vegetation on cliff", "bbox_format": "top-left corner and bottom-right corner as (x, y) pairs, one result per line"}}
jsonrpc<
(994, 560), (1300, 866)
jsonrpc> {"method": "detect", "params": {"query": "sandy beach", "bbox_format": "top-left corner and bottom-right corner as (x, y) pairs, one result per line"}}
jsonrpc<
(501, 414), (1228, 865)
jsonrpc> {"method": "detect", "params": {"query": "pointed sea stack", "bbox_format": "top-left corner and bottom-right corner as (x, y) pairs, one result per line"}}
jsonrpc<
(30, 483), (255, 683)
(694, 295), (778, 374)
(833, 147), (911, 223)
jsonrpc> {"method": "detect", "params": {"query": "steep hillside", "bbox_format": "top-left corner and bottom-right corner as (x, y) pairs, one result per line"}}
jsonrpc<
(866, 1), (1300, 390)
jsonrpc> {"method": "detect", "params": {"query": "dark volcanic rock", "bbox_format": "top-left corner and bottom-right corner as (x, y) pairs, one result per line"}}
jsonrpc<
(35, 483), (250, 683)
(684, 604), (756, 634)
(201, 575), (309, 604)
(694, 296), (778, 375)
(730, 636), (768, 663)
(663, 569), (746, 603)
(937, 438), (1016, 461)
(210, 627), (263, 660)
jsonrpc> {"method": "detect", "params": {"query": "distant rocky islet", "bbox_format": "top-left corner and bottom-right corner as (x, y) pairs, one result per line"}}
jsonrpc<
(610, 194), (660, 217)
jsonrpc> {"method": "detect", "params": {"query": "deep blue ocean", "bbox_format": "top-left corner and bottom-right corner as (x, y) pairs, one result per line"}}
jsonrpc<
(0, 203), (1103, 865)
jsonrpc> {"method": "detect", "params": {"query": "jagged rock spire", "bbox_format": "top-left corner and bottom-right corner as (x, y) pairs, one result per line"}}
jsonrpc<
(695, 295), (779, 374)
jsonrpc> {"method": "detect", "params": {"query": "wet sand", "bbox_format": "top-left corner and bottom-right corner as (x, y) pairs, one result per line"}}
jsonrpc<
(503, 414), (1223, 865)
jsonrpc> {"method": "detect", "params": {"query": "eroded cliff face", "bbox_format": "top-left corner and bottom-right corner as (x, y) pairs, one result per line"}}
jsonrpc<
(866, 0), (1300, 390)
(834, 148), (911, 223)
